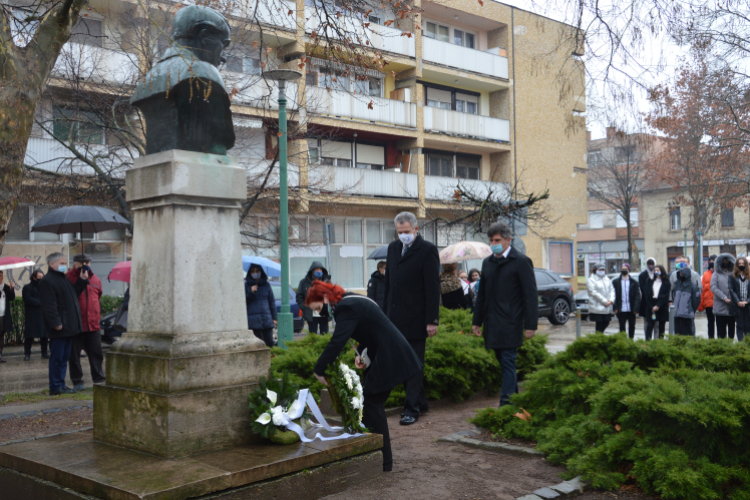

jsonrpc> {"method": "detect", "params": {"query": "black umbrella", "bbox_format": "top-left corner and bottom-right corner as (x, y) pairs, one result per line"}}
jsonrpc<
(31, 206), (130, 249)
(367, 245), (389, 260)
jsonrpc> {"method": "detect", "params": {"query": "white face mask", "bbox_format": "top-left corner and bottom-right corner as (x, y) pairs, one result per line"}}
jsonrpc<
(596, 270), (606, 277)
(250, 273), (261, 280)
(398, 233), (415, 246)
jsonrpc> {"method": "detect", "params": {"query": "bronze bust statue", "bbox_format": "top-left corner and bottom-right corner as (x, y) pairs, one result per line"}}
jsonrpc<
(131, 5), (236, 155)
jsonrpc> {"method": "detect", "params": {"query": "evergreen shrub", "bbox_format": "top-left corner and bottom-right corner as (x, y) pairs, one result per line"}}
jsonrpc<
(270, 307), (550, 408)
(470, 333), (750, 500)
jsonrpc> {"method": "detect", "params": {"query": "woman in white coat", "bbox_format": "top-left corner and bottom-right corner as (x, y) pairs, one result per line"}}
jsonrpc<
(587, 263), (615, 333)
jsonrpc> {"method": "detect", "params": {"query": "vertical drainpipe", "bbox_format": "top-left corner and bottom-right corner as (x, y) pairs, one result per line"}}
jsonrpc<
(511, 7), (518, 201)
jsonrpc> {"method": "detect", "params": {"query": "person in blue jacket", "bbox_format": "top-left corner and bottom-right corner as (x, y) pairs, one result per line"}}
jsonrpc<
(245, 265), (277, 347)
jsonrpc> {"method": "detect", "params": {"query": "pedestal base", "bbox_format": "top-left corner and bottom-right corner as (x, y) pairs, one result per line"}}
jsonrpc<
(0, 429), (382, 500)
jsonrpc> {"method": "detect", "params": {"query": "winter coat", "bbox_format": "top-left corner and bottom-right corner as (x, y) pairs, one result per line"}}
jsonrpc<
(366, 270), (386, 311)
(473, 247), (538, 350)
(22, 280), (45, 339)
(710, 254), (737, 317)
(440, 272), (469, 310)
(644, 277), (671, 322)
(38, 268), (87, 339)
(670, 265), (701, 300)
(0, 283), (15, 334)
(612, 275), (641, 315)
(296, 261), (330, 324)
(698, 270), (714, 311)
(245, 268), (277, 330)
(314, 294), (422, 395)
(638, 263), (655, 317)
(67, 267), (103, 332)
(383, 234), (441, 341)
(672, 268), (701, 319)
(729, 275), (750, 333)
(586, 274), (615, 316)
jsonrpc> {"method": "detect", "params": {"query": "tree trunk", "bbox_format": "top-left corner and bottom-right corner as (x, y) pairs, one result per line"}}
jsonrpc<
(626, 220), (639, 272)
(693, 233), (702, 273)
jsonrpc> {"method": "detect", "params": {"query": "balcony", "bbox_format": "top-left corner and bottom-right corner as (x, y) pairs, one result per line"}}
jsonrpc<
(52, 43), (138, 86)
(305, 16), (415, 58)
(310, 165), (418, 198)
(423, 107), (510, 142)
(24, 136), (131, 176)
(422, 37), (508, 79)
(224, 74), (299, 110)
(425, 176), (510, 201)
(307, 87), (417, 128)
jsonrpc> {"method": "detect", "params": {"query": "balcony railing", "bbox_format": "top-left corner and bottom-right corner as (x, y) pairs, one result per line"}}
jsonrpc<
(224, 74), (300, 109)
(232, 0), (297, 30)
(309, 165), (418, 198)
(425, 176), (510, 201)
(422, 37), (508, 79)
(25, 136), (133, 176)
(305, 16), (415, 58)
(53, 43), (138, 86)
(307, 87), (417, 128)
(423, 106), (510, 142)
(245, 159), (301, 187)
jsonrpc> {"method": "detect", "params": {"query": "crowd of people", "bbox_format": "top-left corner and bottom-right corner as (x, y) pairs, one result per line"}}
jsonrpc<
(586, 253), (750, 340)
(0, 253), (106, 395)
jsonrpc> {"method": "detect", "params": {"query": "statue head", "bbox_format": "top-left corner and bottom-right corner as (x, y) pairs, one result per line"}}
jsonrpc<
(172, 5), (231, 67)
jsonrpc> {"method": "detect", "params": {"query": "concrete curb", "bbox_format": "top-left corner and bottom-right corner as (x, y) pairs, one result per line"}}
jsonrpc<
(0, 402), (93, 420)
(0, 427), (94, 447)
(516, 477), (586, 500)
(438, 428), (544, 457)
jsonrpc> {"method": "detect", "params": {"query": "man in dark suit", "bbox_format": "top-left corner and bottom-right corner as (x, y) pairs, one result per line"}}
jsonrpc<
(473, 222), (538, 408)
(612, 263), (642, 339)
(383, 212), (440, 425)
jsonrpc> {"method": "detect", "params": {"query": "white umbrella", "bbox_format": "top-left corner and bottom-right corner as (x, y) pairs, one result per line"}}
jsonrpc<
(439, 241), (492, 263)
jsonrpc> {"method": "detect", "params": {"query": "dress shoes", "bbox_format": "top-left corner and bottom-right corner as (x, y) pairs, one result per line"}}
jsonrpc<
(399, 415), (418, 425)
(23, 355), (30, 361)
(50, 386), (76, 396)
(73, 384), (87, 392)
(42, 353), (50, 359)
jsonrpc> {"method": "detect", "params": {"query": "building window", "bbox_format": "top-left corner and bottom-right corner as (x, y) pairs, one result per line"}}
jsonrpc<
(720, 244), (737, 257)
(368, 15), (381, 24)
(70, 18), (103, 47)
(616, 208), (639, 228)
(6, 206), (30, 241)
(424, 22), (449, 42)
(425, 85), (480, 114)
(670, 207), (681, 230)
(313, 65), (383, 97)
(428, 153), (453, 177)
(549, 242), (573, 275)
(52, 107), (104, 144)
(425, 87), (452, 110)
(588, 211), (603, 229)
(722, 208), (734, 227)
(426, 152), (480, 179)
(455, 155), (479, 179)
(224, 55), (261, 75)
(453, 29), (475, 48)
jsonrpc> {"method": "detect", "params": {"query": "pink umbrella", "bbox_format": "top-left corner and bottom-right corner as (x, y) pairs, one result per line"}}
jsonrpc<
(439, 241), (492, 264)
(108, 261), (131, 283)
(0, 256), (36, 272)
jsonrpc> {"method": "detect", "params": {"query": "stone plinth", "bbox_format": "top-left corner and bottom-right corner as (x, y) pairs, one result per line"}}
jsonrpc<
(94, 150), (270, 458)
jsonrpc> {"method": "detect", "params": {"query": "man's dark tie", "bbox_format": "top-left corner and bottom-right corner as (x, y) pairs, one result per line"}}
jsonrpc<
(401, 244), (408, 257)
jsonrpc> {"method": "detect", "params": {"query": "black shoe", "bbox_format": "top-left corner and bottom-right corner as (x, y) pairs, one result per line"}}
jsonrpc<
(50, 386), (76, 396)
(399, 415), (418, 425)
(383, 464), (393, 472)
(73, 384), (86, 392)
(42, 353), (49, 359)
(24, 355), (30, 361)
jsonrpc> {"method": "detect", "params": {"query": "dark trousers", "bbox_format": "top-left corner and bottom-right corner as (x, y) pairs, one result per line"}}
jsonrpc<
(49, 337), (73, 391)
(674, 317), (695, 336)
(494, 348), (518, 406)
(69, 331), (105, 386)
(645, 319), (665, 340)
(735, 308), (750, 342)
(253, 328), (275, 347)
(617, 312), (637, 339)
(402, 339), (428, 417)
(308, 317), (329, 335)
(24, 337), (48, 356)
(716, 315), (736, 339)
(363, 389), (392, 471)
(705, 307), (715, 339)
(595, 320), (611, 333)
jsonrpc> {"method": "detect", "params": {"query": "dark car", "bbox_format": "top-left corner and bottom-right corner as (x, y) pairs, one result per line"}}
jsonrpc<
(268, 281), (304, 333)
(535, 269), (575, 325)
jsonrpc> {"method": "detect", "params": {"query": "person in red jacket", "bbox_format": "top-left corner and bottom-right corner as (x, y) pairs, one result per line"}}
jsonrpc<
(66, 254), (105, 391)
(698, 254), (717, 339)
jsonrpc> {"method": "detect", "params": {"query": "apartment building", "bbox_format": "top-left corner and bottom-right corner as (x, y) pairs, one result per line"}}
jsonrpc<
(11, 0), (588, 292)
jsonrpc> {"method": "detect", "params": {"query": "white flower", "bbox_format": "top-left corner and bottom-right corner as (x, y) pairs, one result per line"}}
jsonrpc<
(266, 389), (277, 406)
(344, 373), (353, 390)
(288, 399), (303, 416)
(256, 413), (271, 425)
(355, 383), (363, 395)
(351, 396), (362, 410)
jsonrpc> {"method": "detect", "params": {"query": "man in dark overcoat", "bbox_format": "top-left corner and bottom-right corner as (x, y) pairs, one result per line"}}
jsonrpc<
(0, 270), (15, 363)
(38, 252), (89, 395)
(22, 269), (48, 360)
(383, 212), (440, 425)
(473, 222), (538, 407)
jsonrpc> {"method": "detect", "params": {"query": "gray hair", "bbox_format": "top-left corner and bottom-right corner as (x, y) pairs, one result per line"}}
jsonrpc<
(394, 212), (418, 228)
(46, 252), (65, 266)
(487, 221), (512, 240)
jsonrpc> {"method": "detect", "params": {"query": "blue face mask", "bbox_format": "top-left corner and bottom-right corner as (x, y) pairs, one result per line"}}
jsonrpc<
(57, 265), (67, 274)
(676, 262), (687, 270)
(313, 271), (323, 279)
(490, 243), (505, 255)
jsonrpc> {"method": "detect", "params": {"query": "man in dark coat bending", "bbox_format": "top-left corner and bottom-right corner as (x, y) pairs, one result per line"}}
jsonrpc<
(383, 211), (440, 425)
(473, 222), (538, 407)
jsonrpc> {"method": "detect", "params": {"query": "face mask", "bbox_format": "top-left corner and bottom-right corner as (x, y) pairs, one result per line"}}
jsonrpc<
(740, 266), (747, 271)
(621, 270), (628, 276)
(398, 233), (415, 246)
(251, 272), (261, 280)
(676, 262), (687, 270)
(708, 262), (715, 270)
(596, 270), (606, 277)
(490, 243), (505, 255)
(313, 271), (323, 279)
(647, 265), (655, 271)
(655, 271), (661, 276)
(57, 265), (67, 274)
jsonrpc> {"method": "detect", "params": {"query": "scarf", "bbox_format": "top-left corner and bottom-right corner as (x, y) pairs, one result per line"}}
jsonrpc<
(440, 273), (463, 295)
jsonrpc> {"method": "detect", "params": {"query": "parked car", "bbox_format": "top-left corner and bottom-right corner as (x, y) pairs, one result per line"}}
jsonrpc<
(268, 281), (305, 333)
(535, 269), (575, 325)
(575, 273), (619, 321)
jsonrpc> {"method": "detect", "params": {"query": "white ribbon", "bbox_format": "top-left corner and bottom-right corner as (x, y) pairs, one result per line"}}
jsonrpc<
(277, 388), (366, 443)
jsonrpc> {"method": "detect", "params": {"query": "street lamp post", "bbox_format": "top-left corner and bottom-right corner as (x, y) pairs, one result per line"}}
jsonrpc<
(263, 69), (302, 349)
(697, 230), (703, 270)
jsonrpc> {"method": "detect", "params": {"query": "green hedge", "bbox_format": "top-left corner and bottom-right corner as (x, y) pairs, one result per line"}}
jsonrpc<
(270, 307), (550, 408)
(470, 333), (750, 500)
(3, 295), (124, 346)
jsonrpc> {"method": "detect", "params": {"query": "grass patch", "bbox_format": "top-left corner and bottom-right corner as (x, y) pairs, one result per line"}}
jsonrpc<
(1, 389), (94, 406)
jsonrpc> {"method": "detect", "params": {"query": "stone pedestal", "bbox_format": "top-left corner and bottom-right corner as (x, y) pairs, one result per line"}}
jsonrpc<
(94, 150), (270, 458)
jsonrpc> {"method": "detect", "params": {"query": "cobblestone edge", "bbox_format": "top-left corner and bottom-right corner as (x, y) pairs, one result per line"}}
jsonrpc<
(0, 402), (93, 421)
